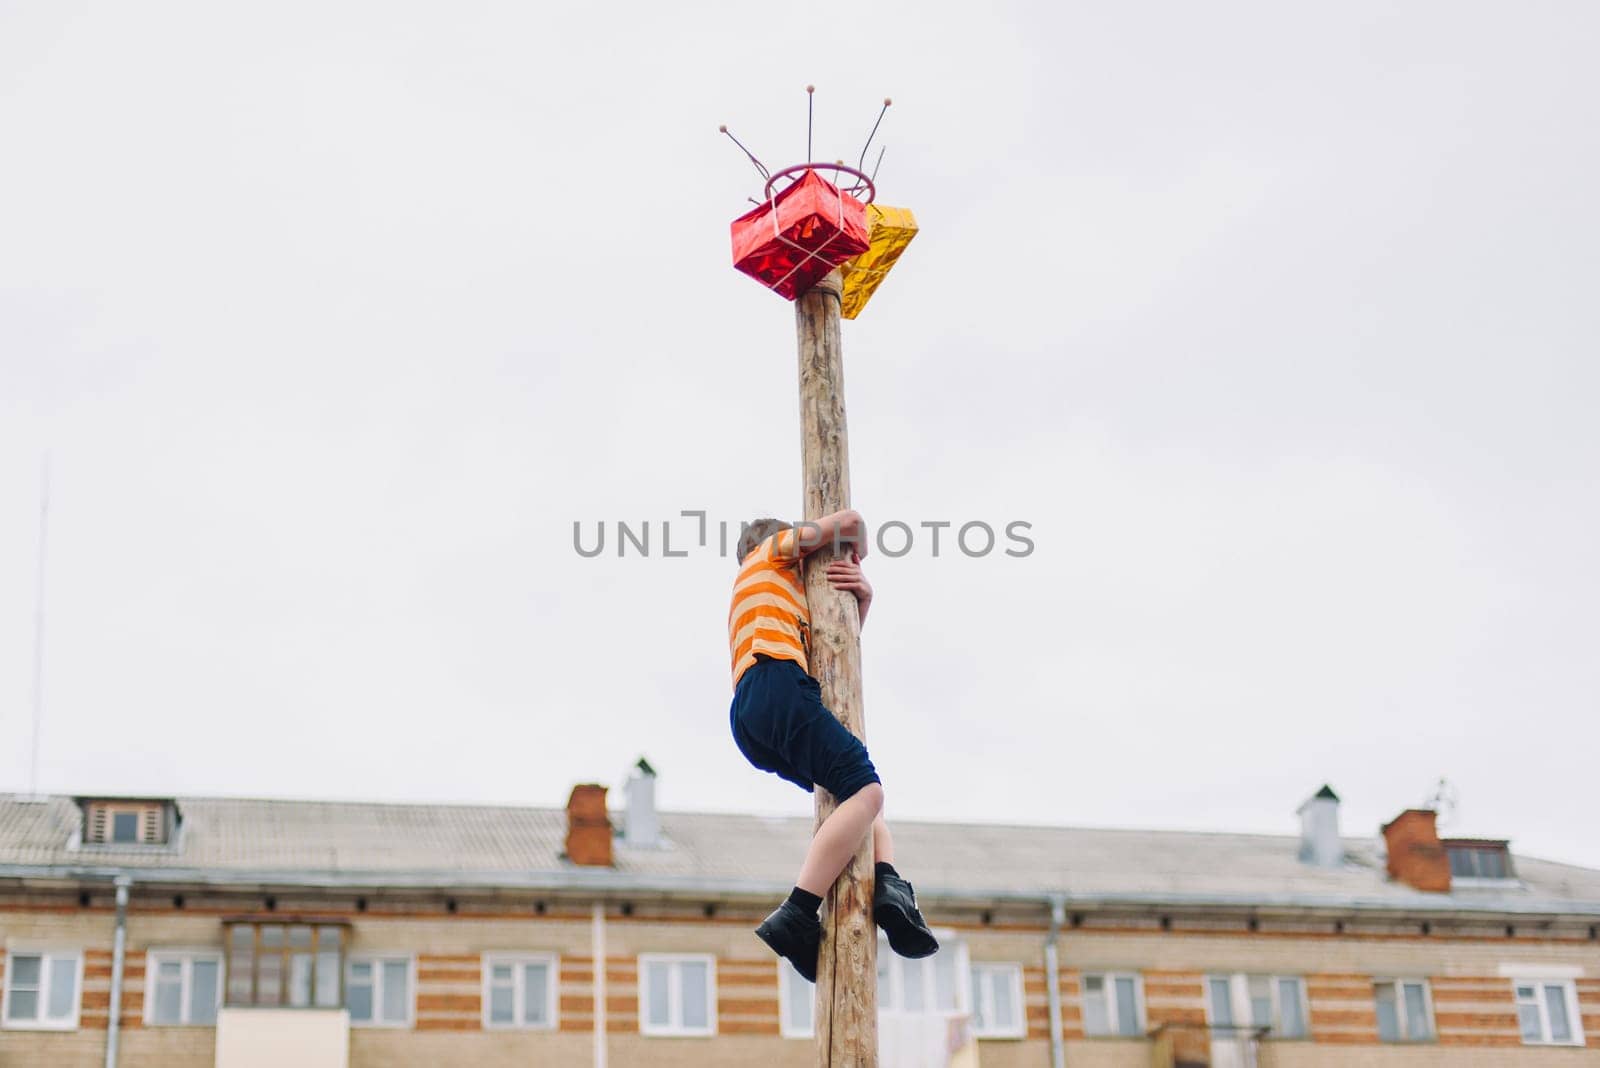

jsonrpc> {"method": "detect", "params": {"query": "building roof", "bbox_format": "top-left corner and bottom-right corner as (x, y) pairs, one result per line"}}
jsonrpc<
(3, 794), (1599, 919)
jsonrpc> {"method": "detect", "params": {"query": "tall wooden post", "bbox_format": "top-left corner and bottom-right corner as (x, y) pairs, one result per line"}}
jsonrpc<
(795, 269), (877, 1066)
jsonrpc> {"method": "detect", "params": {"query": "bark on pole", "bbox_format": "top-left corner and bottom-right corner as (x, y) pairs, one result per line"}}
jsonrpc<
(795, 269), (877, 1066)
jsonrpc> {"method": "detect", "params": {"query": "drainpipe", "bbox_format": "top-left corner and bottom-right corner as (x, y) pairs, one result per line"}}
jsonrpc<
(1044, 895), (1066, 1068)
(105, 875), (132, 1068)
(592, 902), (608, 1068)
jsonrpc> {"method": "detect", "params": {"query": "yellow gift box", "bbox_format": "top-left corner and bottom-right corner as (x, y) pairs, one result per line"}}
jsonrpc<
(839, 204), (918, 320)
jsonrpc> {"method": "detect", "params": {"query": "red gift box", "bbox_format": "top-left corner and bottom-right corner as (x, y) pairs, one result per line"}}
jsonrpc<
(730, 169), (871, 300)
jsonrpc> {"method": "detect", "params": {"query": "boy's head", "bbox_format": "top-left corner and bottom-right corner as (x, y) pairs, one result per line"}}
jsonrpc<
(737, 517), (790, 563)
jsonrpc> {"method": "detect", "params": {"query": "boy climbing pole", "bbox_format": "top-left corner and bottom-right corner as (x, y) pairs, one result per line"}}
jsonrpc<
(727, 510), (938, 981)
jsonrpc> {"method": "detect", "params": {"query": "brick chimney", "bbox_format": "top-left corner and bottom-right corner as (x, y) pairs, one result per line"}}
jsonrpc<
(1381, 808), (1451, 892)
(565, 784), (613, 867)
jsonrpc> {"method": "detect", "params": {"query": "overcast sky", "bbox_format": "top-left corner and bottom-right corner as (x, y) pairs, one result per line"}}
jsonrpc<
(3, 2), (1597, 872)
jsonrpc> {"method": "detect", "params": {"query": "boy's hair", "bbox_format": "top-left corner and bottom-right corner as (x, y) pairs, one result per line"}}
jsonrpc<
(737, 517), (790, 563)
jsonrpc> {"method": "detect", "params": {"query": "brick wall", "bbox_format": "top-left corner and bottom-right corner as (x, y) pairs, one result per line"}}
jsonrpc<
(5, 897), (1600, 1066)
(1259, 1046), (1599, 1067)
(559, 954), (595, 1031)
(414, 953), (478, 1031)
(604, 954), (637, 1033)
(717, 956), (781, 1035)
(1022, 961), (1050, 1039)
(1583, 978), (1600, 1044)
(1430, 974), (1521, 1047)
(1141, 969), (1209, 1064)
(1304, 972), (1377, 1044)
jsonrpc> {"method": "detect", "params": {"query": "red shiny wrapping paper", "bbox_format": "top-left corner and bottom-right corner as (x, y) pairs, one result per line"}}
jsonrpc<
(730, 169), (871, 300)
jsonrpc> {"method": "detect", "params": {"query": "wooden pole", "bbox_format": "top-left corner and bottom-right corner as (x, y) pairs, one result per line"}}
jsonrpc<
(795, 268), (877, 1066)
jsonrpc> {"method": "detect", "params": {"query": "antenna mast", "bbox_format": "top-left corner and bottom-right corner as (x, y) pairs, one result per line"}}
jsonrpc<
(29, 453), (50, 798)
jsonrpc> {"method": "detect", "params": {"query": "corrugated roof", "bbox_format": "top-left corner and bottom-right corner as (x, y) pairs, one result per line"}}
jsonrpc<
(3, 794), (1599, 916)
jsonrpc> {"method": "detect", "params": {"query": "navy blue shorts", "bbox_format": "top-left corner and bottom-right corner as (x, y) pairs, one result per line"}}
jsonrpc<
(730, 656), (880, 802)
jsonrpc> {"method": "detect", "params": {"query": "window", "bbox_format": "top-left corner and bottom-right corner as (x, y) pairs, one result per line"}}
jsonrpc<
(482, 954), (556, 1030)
(638, 954), (715, 1036)
(1083, 972), (1144, 1037)
(1374, 979), (1432, 1042)
(970, 963), (1024, 1038)
(788, 943), (969, 1040)
(145, 951), (222, 1026)
(876, 936), (969, 1062)
(81, 799), (171, 845)
(1513, 979), (1583, 1046)
(778, 959), (814, 1038)
(348, 956), (412, 1028)
(2, 951), (82, 1030)
(877, 934), (965, 1020)
(1446, 841), (1513, 880)
(1207, 974), (1307, 1039)
(223, 923), (345, 1008)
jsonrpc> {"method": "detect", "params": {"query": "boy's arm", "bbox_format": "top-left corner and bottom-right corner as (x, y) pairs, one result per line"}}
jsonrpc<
(825, 552), (873, 628)
(793, 508), (867, 560)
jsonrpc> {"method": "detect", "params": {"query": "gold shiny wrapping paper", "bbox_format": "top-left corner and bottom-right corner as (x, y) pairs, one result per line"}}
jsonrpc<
(839, 204), (918, 319)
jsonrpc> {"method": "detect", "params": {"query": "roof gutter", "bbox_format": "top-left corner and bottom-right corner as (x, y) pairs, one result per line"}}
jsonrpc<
(4, 864), (1599, 921)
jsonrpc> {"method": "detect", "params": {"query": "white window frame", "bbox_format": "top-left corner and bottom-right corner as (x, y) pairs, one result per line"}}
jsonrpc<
(637, 953), (717, 1037)
(2, 947), (84, 1031)
(1512, 978), (1585, 1047)
(778, 958), (814, 1038)
(1082, 971), (1146, 1038)
(1205, 974), (1309, 1040)
(1373, 977), (1434, 1043)
(347, 954), (415, 1029)
(878, 932), (969, 1017)
(970, 962), (1026, 1039)
(142, 949), (223, 1027)
(481, 953), (558, 1031)
(786, 938), (972, 1040)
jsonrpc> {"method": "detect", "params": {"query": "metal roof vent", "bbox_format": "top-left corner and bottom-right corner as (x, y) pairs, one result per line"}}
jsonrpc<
(624, 757), (659, 848)
(1297, 784), (1343, 868)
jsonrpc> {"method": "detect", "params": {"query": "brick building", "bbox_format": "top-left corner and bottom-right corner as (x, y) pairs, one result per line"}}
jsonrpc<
(2, 771), (1597, 1067)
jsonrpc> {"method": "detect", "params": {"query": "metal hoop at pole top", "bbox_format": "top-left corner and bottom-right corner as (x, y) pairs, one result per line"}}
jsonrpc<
(764, 162), (876, 205)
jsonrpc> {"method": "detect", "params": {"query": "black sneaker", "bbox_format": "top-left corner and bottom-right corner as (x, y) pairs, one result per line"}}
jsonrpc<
(755, 900), (822, 983)
(874, 873), (939, 959)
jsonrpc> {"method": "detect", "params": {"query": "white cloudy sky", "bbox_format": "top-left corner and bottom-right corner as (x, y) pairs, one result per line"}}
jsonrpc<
(3, 2), (1597, 871)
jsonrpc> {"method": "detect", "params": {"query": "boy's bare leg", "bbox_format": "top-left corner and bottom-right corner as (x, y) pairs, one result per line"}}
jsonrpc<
(795, 783), (884, 896)
(872, 815), (894, 867)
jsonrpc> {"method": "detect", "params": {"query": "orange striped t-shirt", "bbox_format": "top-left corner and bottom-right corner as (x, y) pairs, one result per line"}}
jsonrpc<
(728, 528), (809, 685)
